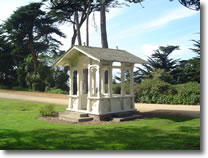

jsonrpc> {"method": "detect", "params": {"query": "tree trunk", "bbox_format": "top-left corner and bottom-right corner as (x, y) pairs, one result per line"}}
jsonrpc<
(86, 0), (90, 46)
(100, 0), (108, 48)
(71, 23), (77, 46)
(28, 32), (38, 73)
(75, 11), (82, 45)
(100, 0), (108, 82)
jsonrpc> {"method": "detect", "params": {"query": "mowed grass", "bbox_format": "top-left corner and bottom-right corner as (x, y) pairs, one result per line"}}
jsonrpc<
(0, 99), (200, 150)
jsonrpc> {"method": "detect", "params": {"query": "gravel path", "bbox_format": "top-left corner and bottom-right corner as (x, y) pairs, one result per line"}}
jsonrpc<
(135, 103), (200, 118)
(0, 89), (200, 118)
(0, 89), (68, 105)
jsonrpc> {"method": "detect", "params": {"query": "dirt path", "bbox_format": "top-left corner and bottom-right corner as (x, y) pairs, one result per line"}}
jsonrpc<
(0, 89), (200, 118)
(135, 103), (200, 118)
(0, 89), (68, 105)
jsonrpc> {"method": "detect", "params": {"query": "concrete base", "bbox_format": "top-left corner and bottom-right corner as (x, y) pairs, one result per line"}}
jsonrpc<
(112, 114), (143, 122)
(59, 111), (93, 122)
(59, 110), (142, 122)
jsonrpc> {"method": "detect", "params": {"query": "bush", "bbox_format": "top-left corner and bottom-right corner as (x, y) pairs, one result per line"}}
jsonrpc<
(135, 78), (200, 105)
(135, 78), (176, 103)
(54, 70), (69, 91)
(174, 82), (200, 105)
(16, 55), (69, 93)
(39, 104), (57, 117)
(46, 88), (68, 94)
(0, 85), (9, 89)
(112, 83), (121, 94)
(11, 86), (29, 91)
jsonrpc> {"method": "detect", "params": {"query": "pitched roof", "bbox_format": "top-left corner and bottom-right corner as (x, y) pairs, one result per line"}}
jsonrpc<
(54, 45), (147, 66)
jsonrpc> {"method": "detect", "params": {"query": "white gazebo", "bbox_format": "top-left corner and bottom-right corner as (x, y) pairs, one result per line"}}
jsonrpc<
(55, 45), (146, 115)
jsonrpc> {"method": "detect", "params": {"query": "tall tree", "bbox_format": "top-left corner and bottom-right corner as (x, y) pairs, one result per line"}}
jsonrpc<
(47, 0), (120, 47)
(0, 25), (17, 86)
(170, 0), (200, 11)
(86, 0), (91, 46)
(47, 0), (98, 46)
(100, 0), (108, 48)
(74, 11), (82, 45)
(4, 2), (65, 73)
(135, 45), (179, 83)
(173, 39), (200, 83)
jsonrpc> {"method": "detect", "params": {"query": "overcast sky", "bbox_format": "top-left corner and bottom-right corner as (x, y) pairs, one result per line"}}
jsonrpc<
(0, 0), (200, 61)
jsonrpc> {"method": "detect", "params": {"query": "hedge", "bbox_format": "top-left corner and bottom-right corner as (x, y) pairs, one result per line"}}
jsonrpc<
(134, 78), (200, 105)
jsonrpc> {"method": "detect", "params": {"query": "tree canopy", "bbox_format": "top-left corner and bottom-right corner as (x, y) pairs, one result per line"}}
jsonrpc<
(3, 2), (65, 73)
(134, 45), (179, 83)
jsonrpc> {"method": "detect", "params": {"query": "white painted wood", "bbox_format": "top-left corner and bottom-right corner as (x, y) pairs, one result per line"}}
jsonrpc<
(121, 63), (125, 97)
(130, 64), (134, 95)
(88, 59), (92, 97)
(112, 66), (121, 69)
(62, 49), (137, 115)
(77, 66), (81, 110)
(92, 68), (96, 95)
(87, 59), (92, 112)
(101, 68), (105, 94)
(97, 65), (102, 98)
(70, 67), (73, 95)
(108, 63), (112, 97)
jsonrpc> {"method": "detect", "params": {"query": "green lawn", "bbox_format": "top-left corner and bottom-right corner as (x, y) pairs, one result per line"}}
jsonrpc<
(0, 99), (200, 150)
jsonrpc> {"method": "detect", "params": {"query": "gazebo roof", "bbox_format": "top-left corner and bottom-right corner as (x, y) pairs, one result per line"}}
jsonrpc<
(54, 45), (147, 66)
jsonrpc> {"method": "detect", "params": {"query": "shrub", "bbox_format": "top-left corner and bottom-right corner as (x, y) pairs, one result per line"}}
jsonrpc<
(174, 82), (200, 105)
(39, 104), (57, 117)
(112, 83), (121, 94)
(54, 71), (69, 91)
(46, 88), (68, 94)
(135, 78), (176, 103)
(134, 78), (200, 105)
(0, 85), (9, 89)
(11, 86), (29, 91)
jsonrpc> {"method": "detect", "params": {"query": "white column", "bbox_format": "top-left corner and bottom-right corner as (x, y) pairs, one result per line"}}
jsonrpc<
(101, 69), (105, 94)
(88, 68), (92, 97)
(70, 67), (73, 95)
(68, 67), (73, 110)
(92, 68), (96, 95)
(97, 66), (102, 98)
(77, 68), (80, 96)
(87, 60), (92, 112)
(130, 64), (135, 109)
(77, 67), (81, 110)
(130, 65), (134, 95)
(108, 63), (112, 97)
(121, 64), (125, 97)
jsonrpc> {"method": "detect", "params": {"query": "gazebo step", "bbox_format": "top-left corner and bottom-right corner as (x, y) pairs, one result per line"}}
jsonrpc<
(60, 111), (89, 117)
(112, 111), (136, 118)
(59, 114), (93, 122)
(113, 114), (142, 122)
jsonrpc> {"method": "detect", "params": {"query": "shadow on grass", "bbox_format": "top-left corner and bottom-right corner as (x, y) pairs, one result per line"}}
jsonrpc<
(0, 124), (200, 150)
(139, 110), (200, 122)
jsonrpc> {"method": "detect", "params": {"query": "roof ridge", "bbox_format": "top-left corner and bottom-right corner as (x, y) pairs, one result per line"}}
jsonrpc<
(74, 45), (125, 51)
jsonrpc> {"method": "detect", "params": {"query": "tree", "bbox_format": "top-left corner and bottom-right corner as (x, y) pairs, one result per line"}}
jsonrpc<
(4, 2), (65, 73)
(47, 0), (122, 46)
(127, 0), (200, 11)
(100, 0), (108, 48)
(173, 39), (200, 83)
(170, 0), (200, 11)
(135, 45), (179, 83)
(47, 0), (98, 46)
(0, 25), (17, 86)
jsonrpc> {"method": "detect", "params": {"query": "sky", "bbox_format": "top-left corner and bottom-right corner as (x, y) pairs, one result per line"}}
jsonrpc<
(0, 0), (200, 61)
